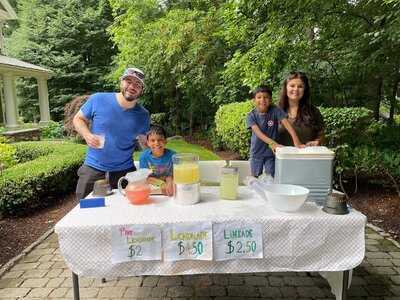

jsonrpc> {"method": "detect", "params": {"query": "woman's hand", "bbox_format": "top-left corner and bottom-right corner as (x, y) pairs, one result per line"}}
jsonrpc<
(305, 140), (320, 147)
(294, 143), (306, 148)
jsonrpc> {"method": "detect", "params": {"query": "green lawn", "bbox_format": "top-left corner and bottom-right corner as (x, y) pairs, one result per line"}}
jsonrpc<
(133, 139), (221, 160)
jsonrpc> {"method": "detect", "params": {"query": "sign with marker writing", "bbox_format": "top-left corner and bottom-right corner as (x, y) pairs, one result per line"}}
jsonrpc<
(164, 222), (213, 261)
(213, 222), (263, 261)
(111, 225), (162, 263)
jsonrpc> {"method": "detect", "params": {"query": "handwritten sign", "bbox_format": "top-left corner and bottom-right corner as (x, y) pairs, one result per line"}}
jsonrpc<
(213, 222), (263, 261)
(163, 222), (213, 261)
(111, 225), (162, 263)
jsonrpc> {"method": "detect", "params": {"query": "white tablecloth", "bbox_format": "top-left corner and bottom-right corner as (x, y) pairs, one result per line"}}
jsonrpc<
(55, 186), (366, 278)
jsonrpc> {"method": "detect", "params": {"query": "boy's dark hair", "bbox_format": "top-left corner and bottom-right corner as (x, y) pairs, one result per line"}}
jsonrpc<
(252, 85), (272, 98)
(146, 125), (167, 139)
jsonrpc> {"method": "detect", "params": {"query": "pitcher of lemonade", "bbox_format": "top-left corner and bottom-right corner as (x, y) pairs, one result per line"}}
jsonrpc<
(118, 169), (152, 205)
(172, 153), (200, 205)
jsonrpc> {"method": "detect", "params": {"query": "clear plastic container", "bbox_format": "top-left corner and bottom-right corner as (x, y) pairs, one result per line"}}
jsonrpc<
(118, 169), (152, 205)
(172, 153), (201, 205)
(220, 166), (239, 200)
(172, 153), (200, 184)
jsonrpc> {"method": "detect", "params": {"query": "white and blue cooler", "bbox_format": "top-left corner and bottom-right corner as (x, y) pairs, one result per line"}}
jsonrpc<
(274, 146), (335, 206)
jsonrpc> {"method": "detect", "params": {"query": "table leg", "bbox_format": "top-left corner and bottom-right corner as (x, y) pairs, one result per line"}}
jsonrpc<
(72, 272), (80, 300)
(341, 270), (350, 300)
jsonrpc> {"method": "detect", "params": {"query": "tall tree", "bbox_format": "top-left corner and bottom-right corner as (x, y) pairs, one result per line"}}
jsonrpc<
(109, 0), (227, 134)
(5, 0), (116, 121)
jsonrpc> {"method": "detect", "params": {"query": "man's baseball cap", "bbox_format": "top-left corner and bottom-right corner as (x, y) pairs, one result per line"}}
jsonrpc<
(120, 67), (145, 86)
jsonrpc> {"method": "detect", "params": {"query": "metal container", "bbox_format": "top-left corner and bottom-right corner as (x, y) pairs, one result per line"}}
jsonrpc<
(93, 179), (112, 196)
(274, 146), (334, 206)
(322, 190), (349, 215)
(173, 183), (200, 205)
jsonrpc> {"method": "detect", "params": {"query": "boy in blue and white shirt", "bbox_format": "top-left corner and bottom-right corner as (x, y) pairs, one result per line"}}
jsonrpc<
(139, 125), (175, 196)
(247, 85), (303, 177)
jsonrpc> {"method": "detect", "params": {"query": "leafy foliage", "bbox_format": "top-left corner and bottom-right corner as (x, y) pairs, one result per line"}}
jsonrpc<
(319, 107), (373, 147)
(215, 101), (253, 159)
(63, 95), (90, 138)
(0, 141), (86, 215)
(40, 121), (64, 139)
(214, 101), (399, 184)
(108, 1), (226, 134)
(14, 142), (54, 163)
(5, 0), (116, 121)
(0, 137), (17, 169)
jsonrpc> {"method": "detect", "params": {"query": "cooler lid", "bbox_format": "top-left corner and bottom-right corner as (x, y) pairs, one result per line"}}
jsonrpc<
(276, 146), (335, 159)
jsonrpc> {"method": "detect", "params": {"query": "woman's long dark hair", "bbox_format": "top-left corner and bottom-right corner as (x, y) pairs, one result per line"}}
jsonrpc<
(279, 71), (319, 130)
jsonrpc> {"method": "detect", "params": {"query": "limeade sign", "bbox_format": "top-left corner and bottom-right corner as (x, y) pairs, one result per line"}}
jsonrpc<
(111, 225), (162, 263)
(213, 222), (263, 260)
(164, 222), (213, 261)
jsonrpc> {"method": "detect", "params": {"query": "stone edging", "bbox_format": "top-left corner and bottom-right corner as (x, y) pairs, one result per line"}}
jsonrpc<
(366, 222), (400, 248)
(0, 227), (55, 278)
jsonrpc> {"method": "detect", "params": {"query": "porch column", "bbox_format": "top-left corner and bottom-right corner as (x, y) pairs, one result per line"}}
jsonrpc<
(3, 73), (18, 128)
(37, 76), (51, 125)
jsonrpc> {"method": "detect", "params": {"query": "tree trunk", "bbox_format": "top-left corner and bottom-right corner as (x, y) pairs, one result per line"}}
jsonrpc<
(189, 108), (193, 137)
(388, 80), (399, 125)
(374, 77), (383, 121)
(174, 87), (181, 135)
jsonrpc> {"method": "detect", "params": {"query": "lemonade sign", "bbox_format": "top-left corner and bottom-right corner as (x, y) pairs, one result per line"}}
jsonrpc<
(164, 222), (212, 261)
(213, 222), (263, 260)
(111, 225), (162, 263)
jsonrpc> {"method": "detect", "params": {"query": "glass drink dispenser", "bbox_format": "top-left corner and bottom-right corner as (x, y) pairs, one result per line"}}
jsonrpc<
(172, 153), (200, 205)
(220, 166), (239, 200)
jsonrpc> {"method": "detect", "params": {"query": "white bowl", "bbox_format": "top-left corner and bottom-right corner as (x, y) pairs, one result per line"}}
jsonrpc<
(264, 184), (309, 212)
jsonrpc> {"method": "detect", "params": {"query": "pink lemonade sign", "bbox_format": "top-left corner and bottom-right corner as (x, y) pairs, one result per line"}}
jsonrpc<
(111, 224), (162, 263)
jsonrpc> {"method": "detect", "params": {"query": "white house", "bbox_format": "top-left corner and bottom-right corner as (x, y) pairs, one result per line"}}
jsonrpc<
(0, 0), (52, 128)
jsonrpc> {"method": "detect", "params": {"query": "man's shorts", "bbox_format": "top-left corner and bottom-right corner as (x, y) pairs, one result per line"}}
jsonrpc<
(250, 156), (275, 177)
(75, 164), (136, 200)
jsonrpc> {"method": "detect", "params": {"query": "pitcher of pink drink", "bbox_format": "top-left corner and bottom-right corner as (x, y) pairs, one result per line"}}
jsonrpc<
(118, 169), (152, 205)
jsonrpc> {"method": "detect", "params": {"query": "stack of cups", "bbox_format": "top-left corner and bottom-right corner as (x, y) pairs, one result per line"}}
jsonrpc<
(172, 153), (200, 205)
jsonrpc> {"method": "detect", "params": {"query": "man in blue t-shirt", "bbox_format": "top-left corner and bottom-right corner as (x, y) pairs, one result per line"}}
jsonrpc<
(73, 67), (150, 199)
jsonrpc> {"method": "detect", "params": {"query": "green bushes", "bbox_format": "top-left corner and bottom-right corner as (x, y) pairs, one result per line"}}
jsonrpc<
(14, 142), (55, 163)
(0, 137), (17, 169)
(214, 101), (399, 185)
(319, 107), (372, 147)
(151, 113), (167, 126)
(40, 121), (65, 139)
(215, 101), (252, 158)
(0, 141), (86, 215)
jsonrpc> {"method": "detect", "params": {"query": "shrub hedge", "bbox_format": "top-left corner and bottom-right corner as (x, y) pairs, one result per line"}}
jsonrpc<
(214, 101), (399, 183)
(215, 101), (253, 158)
(0, 141), (86, 215)
(0, 137), (17, 169)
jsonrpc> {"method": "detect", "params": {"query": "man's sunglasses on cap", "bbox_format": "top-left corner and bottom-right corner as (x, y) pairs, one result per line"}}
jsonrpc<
(121, 68), (145, 81)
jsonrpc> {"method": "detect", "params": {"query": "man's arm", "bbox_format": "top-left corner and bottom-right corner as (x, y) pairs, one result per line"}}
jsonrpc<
(73, 111), (101, 148)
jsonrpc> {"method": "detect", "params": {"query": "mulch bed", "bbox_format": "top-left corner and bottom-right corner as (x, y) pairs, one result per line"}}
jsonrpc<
(0, 194), (78, 269)
(350, 184), (400, 241)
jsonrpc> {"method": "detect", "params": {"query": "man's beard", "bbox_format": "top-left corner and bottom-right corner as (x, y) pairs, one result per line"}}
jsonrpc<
(122, 90), (139, 102)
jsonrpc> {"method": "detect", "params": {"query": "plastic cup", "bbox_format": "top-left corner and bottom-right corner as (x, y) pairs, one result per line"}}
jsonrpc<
(94, 134), (105, 149)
